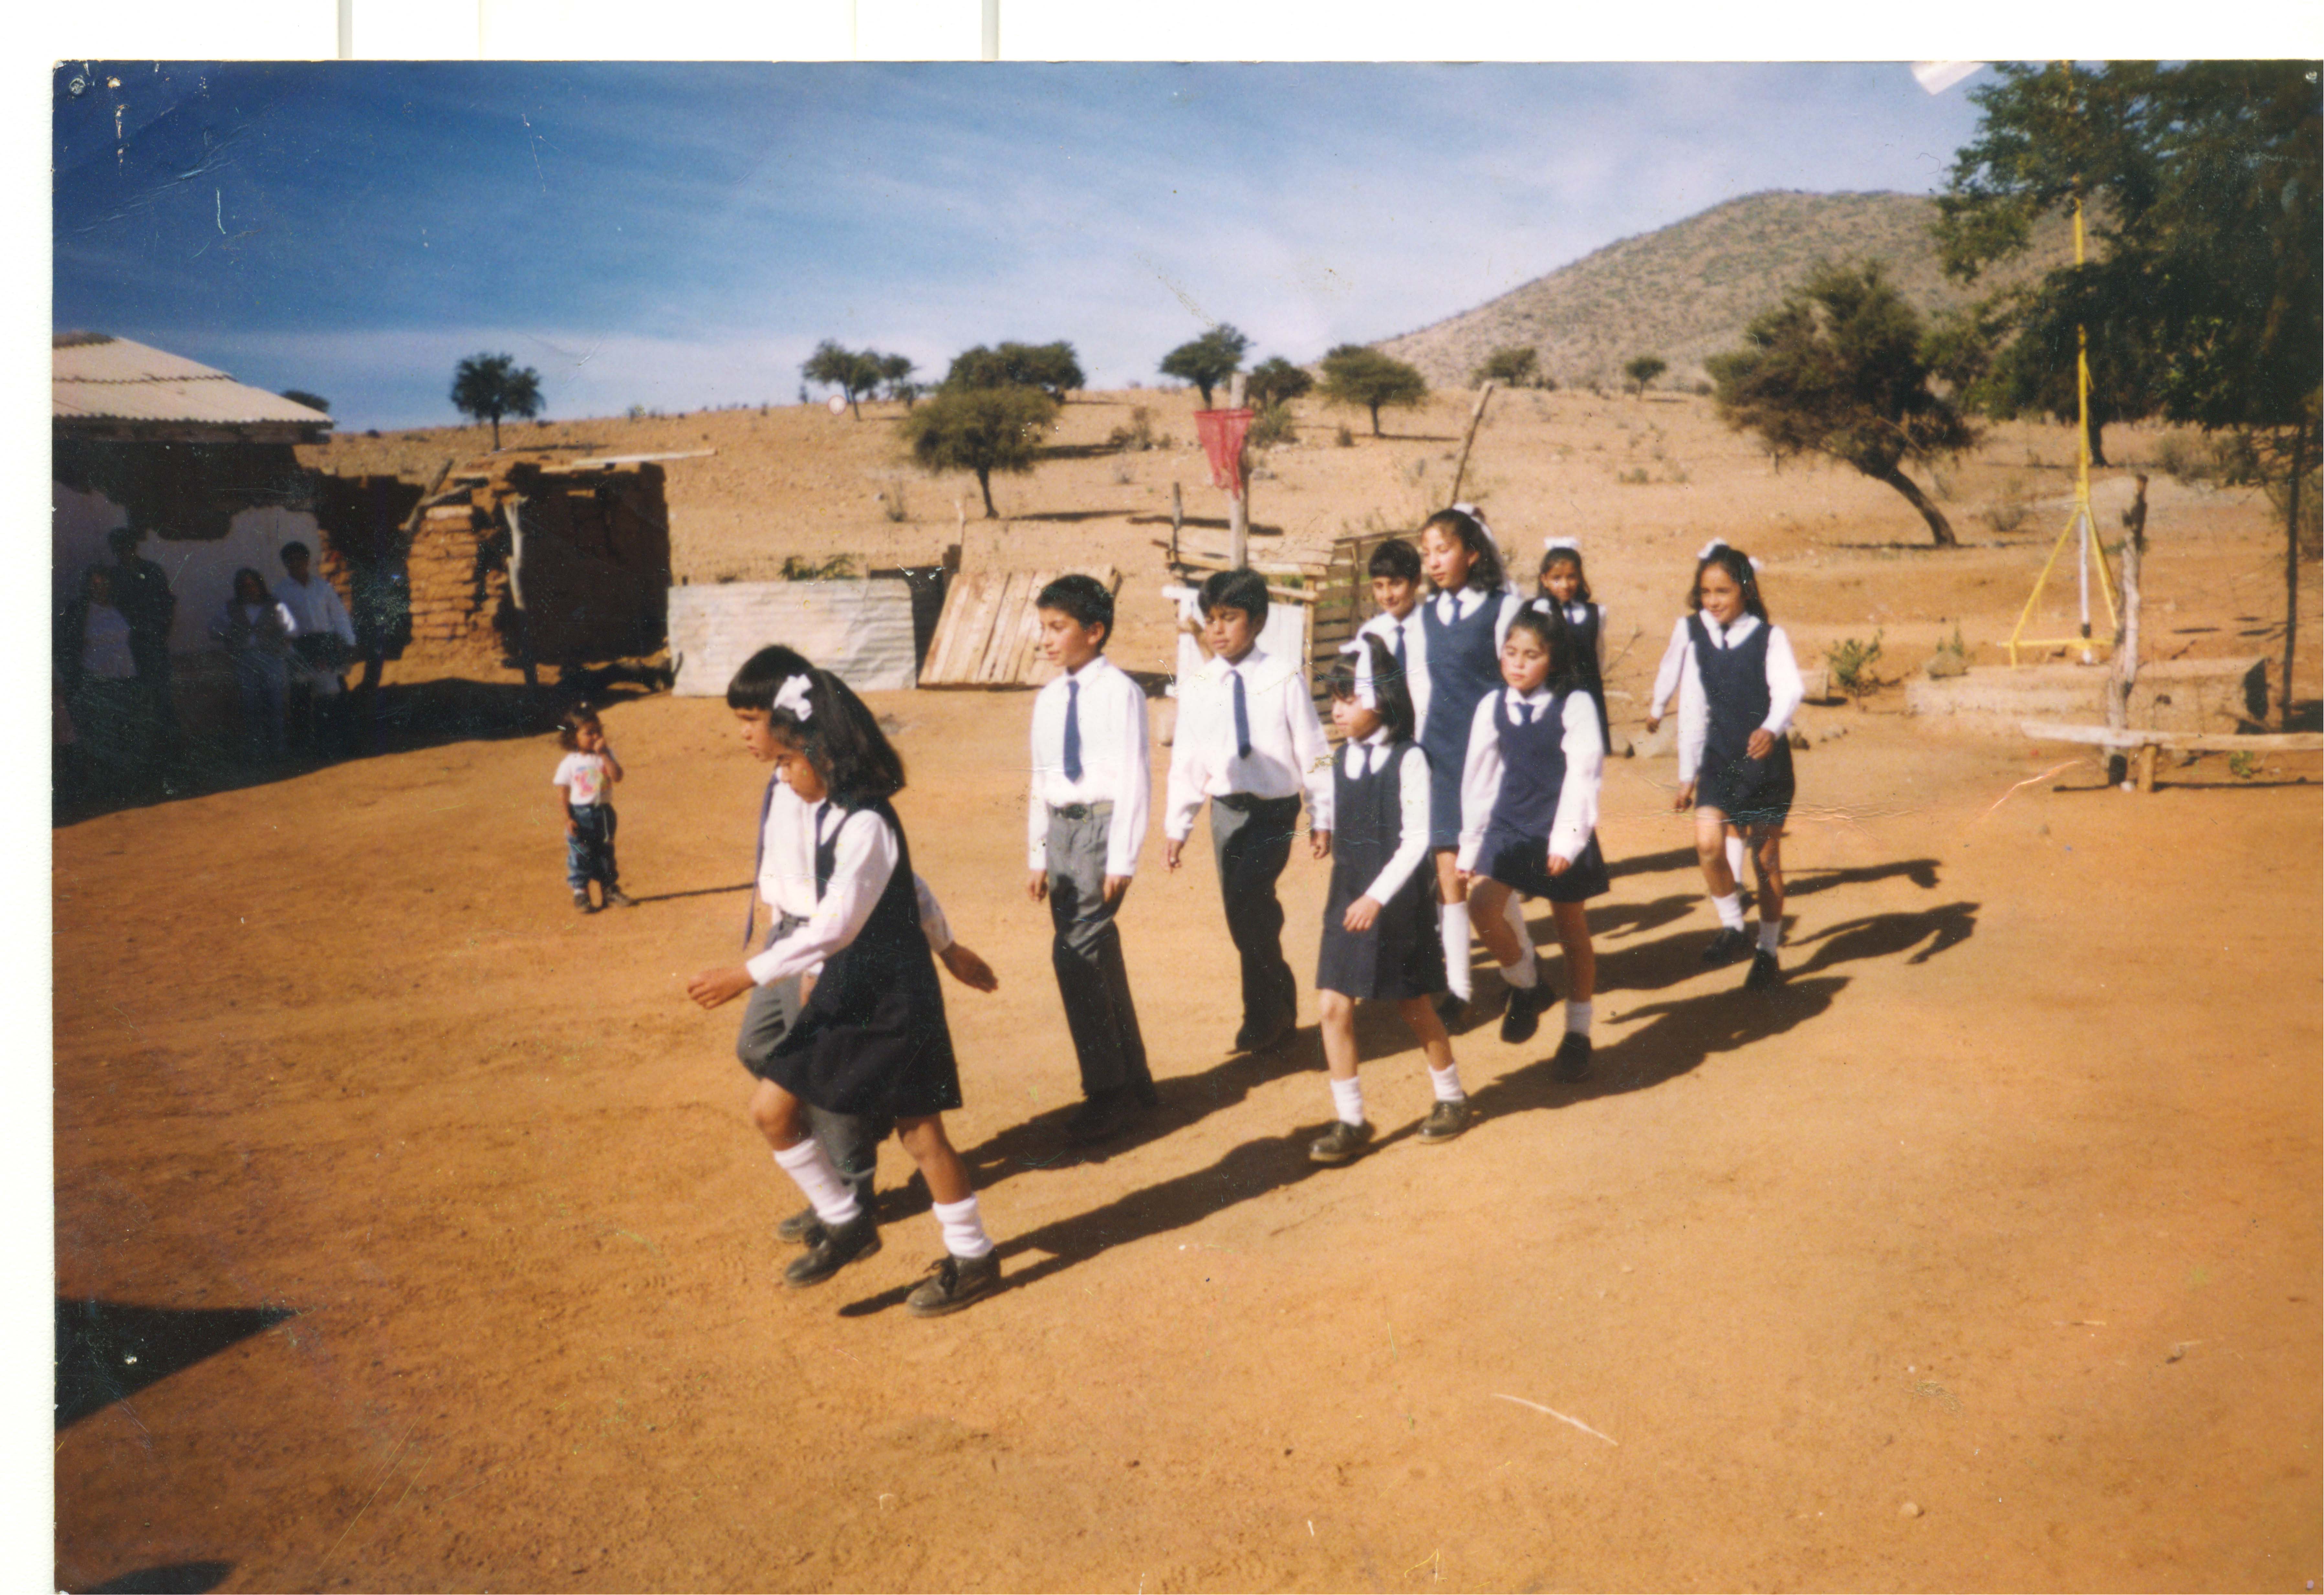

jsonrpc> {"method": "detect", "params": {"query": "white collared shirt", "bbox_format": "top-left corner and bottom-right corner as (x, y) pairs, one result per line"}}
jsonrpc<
(1027, 653), (1151, 877)
(1357, 607), (1430, 733)
(748, 780), (950, 986)
(1456, 686), (1604, 871)
(1341, 729), (1432, 906)
(273, 573), (356, 645)
(1164, 645), (1333, 841)
(1672, 613), (1805, 781)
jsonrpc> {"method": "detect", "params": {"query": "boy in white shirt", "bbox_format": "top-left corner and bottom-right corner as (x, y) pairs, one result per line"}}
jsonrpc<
(1163, 568), (1333, 1054)
(1356, 537), (1430, 736)
(1027, 575), (1158, 1145)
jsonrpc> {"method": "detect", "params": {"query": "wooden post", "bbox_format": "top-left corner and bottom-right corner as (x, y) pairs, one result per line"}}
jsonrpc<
(2134, 742), (2158, 793)
(1447, 381), (1497, 506)
(2283, 423), (2309, 731)
(1170, 480), (1184, 575)
(1228, 371), (1249, 570)
(2106, 473), (2147, 782)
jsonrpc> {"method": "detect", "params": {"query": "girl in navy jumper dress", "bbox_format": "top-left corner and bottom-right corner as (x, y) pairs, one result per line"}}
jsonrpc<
(687, 659), (1000, 1317)
(1308, 637), (1467, 1165)
(1416, 505), (1535, 1009)
(1536, 539), (1611, 747)
(1457, 605), (1609, 1080)
(1667, 545), (1806, 992)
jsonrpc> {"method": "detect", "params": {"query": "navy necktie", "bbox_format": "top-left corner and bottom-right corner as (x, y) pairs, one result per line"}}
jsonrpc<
(1392, 622), (1408, 673)
(1063, 678), (1084, 782)
(1230, 668), (1252, 761)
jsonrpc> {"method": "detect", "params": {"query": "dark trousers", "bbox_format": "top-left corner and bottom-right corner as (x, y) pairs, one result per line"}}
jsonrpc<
(735, 972), (886, 1201)
(1046, 805), (1154, 1101)
(566, 804), (620, 891)
(1210, 794), (1302, 1034)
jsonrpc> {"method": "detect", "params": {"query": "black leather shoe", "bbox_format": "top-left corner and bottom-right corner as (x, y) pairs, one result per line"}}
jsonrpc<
(783, 1211), (880, 1287)
(1552, 1031), (1593, 1082)
(1744, 949), (1782, 991)
(776, 1204), (820, 1244)
(1700, 926), (1752, 967)
(1308, 1120), (1374, 1165)
(1418, 1099), (1472, 1142)
(1500, 981), (1552, 1045)
(1065, 1090), (1149, 1146)
(907, 1251), (1000, 1316)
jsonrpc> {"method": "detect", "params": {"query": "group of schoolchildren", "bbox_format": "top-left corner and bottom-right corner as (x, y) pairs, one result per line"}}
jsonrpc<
(625, 506), (1804, 1318)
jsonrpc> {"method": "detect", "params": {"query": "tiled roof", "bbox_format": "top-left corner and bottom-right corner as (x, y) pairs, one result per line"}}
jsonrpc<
(53, 333), (332, 427)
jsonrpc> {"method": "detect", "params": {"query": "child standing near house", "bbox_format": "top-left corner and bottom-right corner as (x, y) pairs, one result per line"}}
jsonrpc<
(1415, 505), (1534, 1009)
(1648, 539), (1748, 890)
(1458, 605), (1610, 1079)
(688, 653), (1001, 1316)
(1308, 635), (1467, 1164)
(1027, 573), (1158, 1145)
(552, 704), (634, 912)
(1537, 538), (1610, 746)
(1666, 544), (1804, 991)
(1163, 567), (1333, 1055)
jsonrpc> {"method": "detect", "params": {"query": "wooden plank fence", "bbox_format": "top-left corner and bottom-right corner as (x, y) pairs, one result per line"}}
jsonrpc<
(919, 566), (1122, 688)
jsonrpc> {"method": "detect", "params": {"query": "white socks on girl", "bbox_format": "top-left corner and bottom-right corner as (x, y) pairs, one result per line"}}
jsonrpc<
(1726, 834), (1746, 881)
(1329, 1075), (1366, 1126)
(1439, 901), (1473, 1001)
(932, 1195), (993, 1260)
(1712, 891), (1746, 931)
(774, 1139), (862, 1226)
(1757, 920), (1781, 953)
(1566, 999), (1593, 1037)
(1428, 1063), (1466, 1103)
(1502, 937), (1538, 989)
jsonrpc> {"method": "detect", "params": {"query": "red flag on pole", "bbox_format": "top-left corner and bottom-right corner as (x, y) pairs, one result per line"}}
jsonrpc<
(1193, 408), (1255, 496)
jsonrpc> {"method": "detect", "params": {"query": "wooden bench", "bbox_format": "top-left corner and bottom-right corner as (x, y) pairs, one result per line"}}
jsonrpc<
(2019, 720), (2324, 790)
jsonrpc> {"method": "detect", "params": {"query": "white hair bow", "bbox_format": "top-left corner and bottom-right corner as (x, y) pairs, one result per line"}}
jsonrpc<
(1542, 536), (1581, 555)
(1695, 538), (1729, 562)
(772, 673), (815, 722)
(1337, 639), (1377, 708)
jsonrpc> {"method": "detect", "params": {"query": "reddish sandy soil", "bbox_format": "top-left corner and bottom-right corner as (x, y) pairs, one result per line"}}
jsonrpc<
(57, 391), (2322, 1591)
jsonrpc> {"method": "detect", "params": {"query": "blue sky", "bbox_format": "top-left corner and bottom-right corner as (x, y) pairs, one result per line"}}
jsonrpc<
(54, 61), (1994, 431)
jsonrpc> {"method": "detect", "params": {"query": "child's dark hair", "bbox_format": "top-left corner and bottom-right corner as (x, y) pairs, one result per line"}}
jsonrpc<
(1036, 573), (1113, 643)
(1688, 544), (1770, 622)
(726, 644), (818, 712)
(1418, 507), (1505, 593)
(768, 664), (907, 807)
(557, 702), (603, 751)
(1199, 567), (1270, 628)
(1506, 602), (1578, 689)
(1366, 538), (1422, 582)
(1538, 544), (1593, 603)
(1324, 635), (1417, 743)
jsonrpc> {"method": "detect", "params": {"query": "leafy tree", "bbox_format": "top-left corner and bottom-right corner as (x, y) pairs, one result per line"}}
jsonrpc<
(1246, 356), (1314, 412)
(450, 353), (543, 449)
(1473, 346), (1539, 387)
(279, 388), (330, 414)
(900, 384), (1059, 519)
(941, 341), (1085, 402)
(1937, 60), (2319, 720)
(877, 352), (919, 407)
(1624, 355), (1668, 396)
(1158, 324), (1251, 407)
(1707, 262), (1975, 547)
(802, 340), (887, 419)
(1318, 345), (1428, 437)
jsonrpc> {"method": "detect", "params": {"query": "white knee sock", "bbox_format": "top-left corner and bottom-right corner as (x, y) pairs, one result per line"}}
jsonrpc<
(932, 1194), (993, 1259)
(1712, 891), (1745, 931)
(1726, 834), (1746, 881)
(1757, 920), (1781, 953)
(1428, 1062), (1466, 1103)
(773, 1139), (862, 1226)
(1503, 937), (1538, 988)
(1565, 999), (1594, 1037)
(1501, 889), (1534, 958)
(1439, 901), (1473, 1001)
(1329, 1075), (1366, 1126)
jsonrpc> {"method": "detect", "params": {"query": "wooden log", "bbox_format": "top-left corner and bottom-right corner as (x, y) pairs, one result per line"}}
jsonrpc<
(2019, 720), (2324, 752)
(1448, 381), (1496, 506)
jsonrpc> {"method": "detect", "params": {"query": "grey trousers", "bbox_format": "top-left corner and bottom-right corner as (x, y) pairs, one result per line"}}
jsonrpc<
(1047, 805), (1155, 1100)
(1210, 794), (1303, 1034)
(736, 973), (885, 1195)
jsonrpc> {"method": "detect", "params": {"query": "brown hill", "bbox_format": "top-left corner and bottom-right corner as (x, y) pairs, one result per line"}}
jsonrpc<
(1377, 189), (2063, 392)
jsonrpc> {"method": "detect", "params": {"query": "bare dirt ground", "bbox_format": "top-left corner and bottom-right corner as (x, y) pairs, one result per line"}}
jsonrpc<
(58, 390), (2322, 1591)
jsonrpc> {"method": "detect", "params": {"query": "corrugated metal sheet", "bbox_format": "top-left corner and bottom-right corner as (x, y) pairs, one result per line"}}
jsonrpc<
(52, 334), (331, 427)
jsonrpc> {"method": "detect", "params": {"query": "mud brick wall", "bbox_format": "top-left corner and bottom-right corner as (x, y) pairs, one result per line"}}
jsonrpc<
(406, 500), (513, 661)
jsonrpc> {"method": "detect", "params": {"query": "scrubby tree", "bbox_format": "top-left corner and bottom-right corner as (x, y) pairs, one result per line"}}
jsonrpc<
(1708, 263), (1975, 547)
(877, 352), (920, 408)
(1159, 324), (1251, 407)
(1246, 355), (1314, 412)
(1319, 344), (1428, 438)
(1624, 354), (1668, 396)
(279, 388), (330, 414)
(802, 340), (887, 419)
(450, 353), (543, 449)
(1938, 60), (2320, 719)
(1474, 346), (1539, 387)
(901, 384), (1059, 519)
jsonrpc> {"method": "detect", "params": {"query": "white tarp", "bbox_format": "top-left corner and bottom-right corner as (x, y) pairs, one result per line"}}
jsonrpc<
(668, 578), (919, 696)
